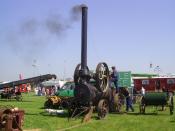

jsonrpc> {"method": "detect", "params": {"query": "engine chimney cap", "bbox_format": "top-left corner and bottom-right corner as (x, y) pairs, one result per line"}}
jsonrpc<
(80, 4), (88, 8)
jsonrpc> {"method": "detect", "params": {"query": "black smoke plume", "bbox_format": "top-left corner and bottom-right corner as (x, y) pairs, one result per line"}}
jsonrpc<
(4, 4), (84, 63)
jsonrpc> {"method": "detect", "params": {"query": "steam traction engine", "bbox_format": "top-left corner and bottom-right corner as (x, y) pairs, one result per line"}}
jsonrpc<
(70, 5), (112, 120)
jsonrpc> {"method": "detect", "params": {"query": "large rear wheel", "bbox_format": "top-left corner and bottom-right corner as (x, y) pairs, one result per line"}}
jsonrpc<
(95, 62), (109, 92)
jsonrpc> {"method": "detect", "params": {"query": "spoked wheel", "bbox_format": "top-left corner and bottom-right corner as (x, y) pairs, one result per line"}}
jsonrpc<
(0, 109), (12, 127)
(113, 94), (123, 112)
(97, 99), (109, 119)
(95, 62), (109, 92)
(74, 64), (90, 85)
(169, 93), (174, 115)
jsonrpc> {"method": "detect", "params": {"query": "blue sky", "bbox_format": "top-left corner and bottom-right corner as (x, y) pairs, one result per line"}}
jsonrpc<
(0, 0), (175, 81)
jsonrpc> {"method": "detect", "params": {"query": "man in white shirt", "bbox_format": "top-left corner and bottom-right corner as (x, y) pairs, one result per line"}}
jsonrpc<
(141, 86), (145, 96)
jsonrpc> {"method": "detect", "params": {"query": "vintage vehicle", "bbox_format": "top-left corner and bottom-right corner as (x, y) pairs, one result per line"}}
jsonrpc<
(0, 87), (22, 101)
(46, 5), (112, 121)
(44, 82), (75, 109)
(0, 106), (25, 131)
(139, 92), (174, 115)
(44, 80), (95, 109)
(0, 74), (56, 101)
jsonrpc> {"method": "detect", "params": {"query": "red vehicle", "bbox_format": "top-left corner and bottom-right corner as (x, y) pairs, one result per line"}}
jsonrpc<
(134, 77), (175, 93)
(17, 74), (27, 93)
(16, 84), (27, 93)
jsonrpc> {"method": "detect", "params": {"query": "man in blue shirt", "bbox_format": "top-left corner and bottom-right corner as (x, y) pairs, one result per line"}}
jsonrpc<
(111, 66), (119, 93)
(121, 87), (134, 112)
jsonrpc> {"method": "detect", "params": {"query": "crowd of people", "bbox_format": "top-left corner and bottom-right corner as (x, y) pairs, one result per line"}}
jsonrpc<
(34, 85), (59, 96)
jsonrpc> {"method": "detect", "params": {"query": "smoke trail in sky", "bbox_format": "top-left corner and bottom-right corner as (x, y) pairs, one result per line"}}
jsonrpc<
(4, 5), (83, 63)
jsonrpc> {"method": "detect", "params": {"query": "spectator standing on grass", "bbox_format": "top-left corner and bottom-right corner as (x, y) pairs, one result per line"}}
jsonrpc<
(121, 87), (134, 112)
(38, 86), (42, 96)
(42, 87), (46, 96)
(111, 66), (119, 93)
(46, 88), (50, 96)
(34, 87), (38, 95)
(51, 86), (55, 96)
(156, 80), (161, 92)
(27, 84), (31, 93)
(141, 86), (145, 96)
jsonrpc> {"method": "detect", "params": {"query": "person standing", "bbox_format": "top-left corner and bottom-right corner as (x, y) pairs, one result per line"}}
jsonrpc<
(121, 88), (134, 112)
(156, 80), (161, 92)
(141, 86), (145, 96)
(111, 66), (119, 93)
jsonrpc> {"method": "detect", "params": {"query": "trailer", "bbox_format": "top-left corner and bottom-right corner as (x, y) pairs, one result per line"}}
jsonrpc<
(134, 78), (175, 92)
(139, 92), (174, 115)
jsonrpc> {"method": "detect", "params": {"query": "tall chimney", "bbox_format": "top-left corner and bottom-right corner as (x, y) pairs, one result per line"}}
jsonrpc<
(81, 5), (88, 72)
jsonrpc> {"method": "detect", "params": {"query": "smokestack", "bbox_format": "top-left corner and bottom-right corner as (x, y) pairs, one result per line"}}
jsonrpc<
(81, 5), (88, 71)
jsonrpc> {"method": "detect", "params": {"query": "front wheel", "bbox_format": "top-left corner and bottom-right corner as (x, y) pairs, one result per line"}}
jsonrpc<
(97, 99), (109, 119)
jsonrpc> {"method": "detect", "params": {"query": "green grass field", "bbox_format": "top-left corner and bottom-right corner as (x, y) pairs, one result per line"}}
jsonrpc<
(0, 92), (175, 131)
